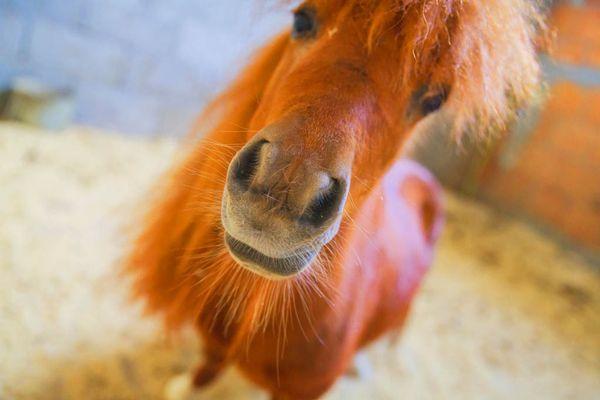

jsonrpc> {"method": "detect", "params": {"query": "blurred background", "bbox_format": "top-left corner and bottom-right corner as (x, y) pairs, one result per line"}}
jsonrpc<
(0, 0), (598, 399)
(1, 0), (598, 254)
(0, 0), (288, 134)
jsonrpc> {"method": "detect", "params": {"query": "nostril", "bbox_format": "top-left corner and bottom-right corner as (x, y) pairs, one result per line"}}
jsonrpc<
(231, 139), (268, 191)
(301, 177), (345, 227)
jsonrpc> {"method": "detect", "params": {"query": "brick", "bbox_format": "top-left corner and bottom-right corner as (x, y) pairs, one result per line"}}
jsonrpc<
(82, 2), (177, 55)
(29, 19), (128, 86)
(42, 0), (88, 25)
(3, 0), (40, 16)
(482, 170), (535, 209)
(522, 83), (597, 156)
(175, 2), (287, 90)
(176, 18), (247, 90)
(541, 159), (600, 210)
(511, 146), (558, 185)
(561, 204), (600, 250)
(0, 9), (25, 61)
(18, 64), (76, 91)
(155, 97), (205, 137)
(546, 119), (599, 163)
(166, 0), (287, 30)
(0, 64), (15, 86)
(125, 54), (211, 99)
(4, 0), (85, 25)
(580, 88), (600, 126)
(586, 124), (600, 154)
(521, 183), (572, 229)
(540, 82), (584, 117)
(530, 82), (600, 164)
(482, 79), (600, 249)
(142, 0), (190, 24)
(549, 5), (600, 67)
(74, 83), (161, 135)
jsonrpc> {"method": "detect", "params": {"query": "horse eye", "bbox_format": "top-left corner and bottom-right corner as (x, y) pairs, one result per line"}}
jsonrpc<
(292, 8), (316, 39)
(421, 91), (447, 115)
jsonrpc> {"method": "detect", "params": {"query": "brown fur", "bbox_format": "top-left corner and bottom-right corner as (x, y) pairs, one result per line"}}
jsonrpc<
(125, 1), (543, 398)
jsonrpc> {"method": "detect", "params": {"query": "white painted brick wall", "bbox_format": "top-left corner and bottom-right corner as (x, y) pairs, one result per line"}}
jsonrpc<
(30, 20), (130, 85)
(0, 0), (289, 135)
(0, 8), (25, 61)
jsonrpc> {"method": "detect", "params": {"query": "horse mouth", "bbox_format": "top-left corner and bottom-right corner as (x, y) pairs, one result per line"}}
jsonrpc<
(224, 233), (316, 279)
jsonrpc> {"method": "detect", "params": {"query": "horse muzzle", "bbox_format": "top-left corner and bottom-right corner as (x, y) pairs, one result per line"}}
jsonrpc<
(221, 132), (350, 279)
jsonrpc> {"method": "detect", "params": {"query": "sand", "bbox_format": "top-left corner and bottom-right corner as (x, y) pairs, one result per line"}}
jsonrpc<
(0, 122), (598, 400)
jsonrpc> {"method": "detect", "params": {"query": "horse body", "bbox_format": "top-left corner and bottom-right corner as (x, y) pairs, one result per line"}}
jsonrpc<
(190, 159), (442, 400)
(126, 1), (542, 398)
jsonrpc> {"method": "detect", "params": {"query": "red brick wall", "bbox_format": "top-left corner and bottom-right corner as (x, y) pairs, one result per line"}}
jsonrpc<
(550, 4), (600, 67)
(481, 4), (600, 252)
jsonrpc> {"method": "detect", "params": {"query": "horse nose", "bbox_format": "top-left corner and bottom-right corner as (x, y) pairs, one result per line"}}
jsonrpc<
(229, 138), (269, 192)
(227, 138), (348, 229)
(298, 175), (346, 228)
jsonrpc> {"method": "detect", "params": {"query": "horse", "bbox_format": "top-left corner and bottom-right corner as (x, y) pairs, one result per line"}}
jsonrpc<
(125, 1), (543, 399)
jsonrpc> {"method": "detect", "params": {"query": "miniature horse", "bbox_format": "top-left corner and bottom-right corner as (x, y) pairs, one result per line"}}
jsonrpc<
(126, 1), (542, 399)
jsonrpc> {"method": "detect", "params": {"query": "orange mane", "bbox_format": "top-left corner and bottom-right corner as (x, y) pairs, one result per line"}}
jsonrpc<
(125, 0), (545, 340)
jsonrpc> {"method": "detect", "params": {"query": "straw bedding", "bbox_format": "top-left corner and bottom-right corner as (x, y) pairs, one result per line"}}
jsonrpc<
(1, 122), (598, 400)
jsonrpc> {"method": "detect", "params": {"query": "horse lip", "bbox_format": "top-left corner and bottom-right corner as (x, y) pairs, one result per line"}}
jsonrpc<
(224, 233), (316, 278)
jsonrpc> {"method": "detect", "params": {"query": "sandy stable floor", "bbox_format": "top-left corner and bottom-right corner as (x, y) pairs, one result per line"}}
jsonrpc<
(0, 122), (598, 400)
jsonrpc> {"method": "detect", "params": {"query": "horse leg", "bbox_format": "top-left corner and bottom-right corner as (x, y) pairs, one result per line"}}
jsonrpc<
(269, 390), (325, 400)
(192, 344), (228, 387)
(344, 350), (373, 380)
(164, 342), (229, 400)
(267, 374), (338, 400)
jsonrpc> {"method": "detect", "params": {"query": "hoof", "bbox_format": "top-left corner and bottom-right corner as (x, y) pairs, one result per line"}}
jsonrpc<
(164, 373), (194, 400)
(346, 352), (373, 380)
